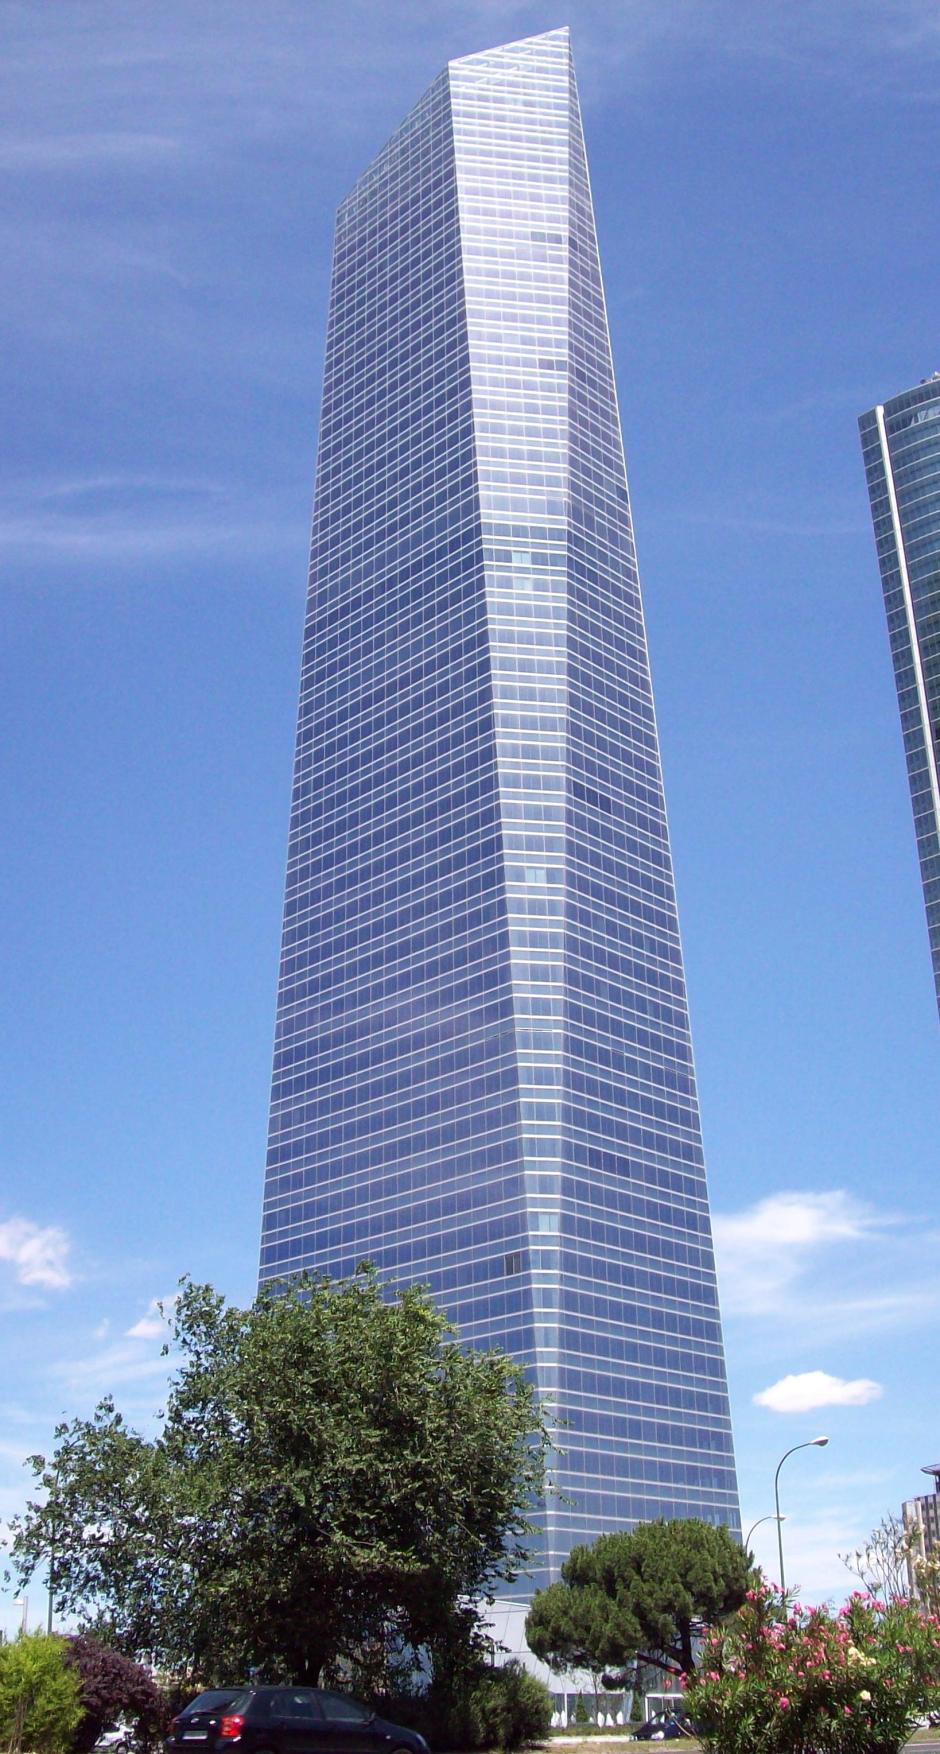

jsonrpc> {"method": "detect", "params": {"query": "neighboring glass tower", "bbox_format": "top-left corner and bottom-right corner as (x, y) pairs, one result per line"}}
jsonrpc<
(860, 374), (940, 1014)
(260, 27), (740, 1579)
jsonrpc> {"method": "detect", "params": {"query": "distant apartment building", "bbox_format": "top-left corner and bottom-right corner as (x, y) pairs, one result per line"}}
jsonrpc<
(902, 1464), (940, 1596)
(859, 375), (940, 1014)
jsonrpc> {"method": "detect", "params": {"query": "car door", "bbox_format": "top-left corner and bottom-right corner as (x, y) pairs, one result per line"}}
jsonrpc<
(314, 1693), (378, 1754)
(268, 1689), (328, 1754)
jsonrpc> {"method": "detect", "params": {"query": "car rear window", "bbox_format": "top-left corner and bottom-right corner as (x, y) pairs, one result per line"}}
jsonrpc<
(182, 1694), (242, 1715)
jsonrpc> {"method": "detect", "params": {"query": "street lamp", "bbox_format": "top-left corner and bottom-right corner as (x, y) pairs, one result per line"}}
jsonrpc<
(47, 1523), (55, 1634)
(47, 1459), (62, 1636)
(774, 1436), (829, 1594)
(743, 1513), (786, 1551)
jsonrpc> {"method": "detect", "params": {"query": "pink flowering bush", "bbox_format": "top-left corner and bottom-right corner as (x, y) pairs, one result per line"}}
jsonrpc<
(685, 1584), (940, 1754)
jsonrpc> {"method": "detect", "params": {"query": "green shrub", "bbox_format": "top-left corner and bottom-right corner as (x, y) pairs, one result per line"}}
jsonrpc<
(0, 1632), (83, 1754)
(471, 1661), (553, 1750)
(378, 1680), (478, 1752)
(378, 1659), (552, 1750)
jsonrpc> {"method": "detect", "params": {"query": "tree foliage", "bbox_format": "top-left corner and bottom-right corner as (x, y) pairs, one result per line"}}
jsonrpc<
(840, 1514), (911, 1605)
(65, 1636), (166, 1753)
(686, 1581), (940, 1754)
(0, 1633), (83, 1754)
(9, 1270), (550, 1688)
(526, 1518), (750, 1677)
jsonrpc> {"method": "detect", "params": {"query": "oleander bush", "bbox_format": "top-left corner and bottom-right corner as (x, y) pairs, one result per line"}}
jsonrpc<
(685, 1582), (940, 1754)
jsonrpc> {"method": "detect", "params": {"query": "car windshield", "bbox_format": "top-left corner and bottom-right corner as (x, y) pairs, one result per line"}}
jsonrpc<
(183, 1694), (241, 1715)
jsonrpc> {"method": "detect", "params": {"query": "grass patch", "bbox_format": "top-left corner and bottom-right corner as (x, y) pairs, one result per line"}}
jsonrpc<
(547, 1739), (701, 1751)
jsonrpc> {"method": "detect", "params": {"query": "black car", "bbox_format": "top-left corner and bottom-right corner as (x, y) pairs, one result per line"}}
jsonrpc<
(167, 1689), (429, 1754)
(632, 1710), (695, 1741)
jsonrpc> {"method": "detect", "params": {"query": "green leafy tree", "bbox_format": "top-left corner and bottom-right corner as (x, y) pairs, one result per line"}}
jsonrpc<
(0, 1632), (83, 1754)
(9, 1270), (550, 1689)
(518, 1576), (610, 1702)
(686, 1581), (940, 1754)
(526, 1518), (750, 1678)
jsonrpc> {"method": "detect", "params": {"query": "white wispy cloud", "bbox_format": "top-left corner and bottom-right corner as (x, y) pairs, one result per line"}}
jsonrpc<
(0, 132), (181, 169)
(0, 1439), (31, 1467)
(754, 1370), (884, 1413)
(713, 1188), (939, 1342)
(0, 1218), (72, 1291)
(50, 1340), (173, 1399)
(3, 0), (937, 197)
(126, 1295), (175, 1340)
(814, 1467), (896, 1491)
(0, 474), (305, 564)
(712, 1189), (879, 1317)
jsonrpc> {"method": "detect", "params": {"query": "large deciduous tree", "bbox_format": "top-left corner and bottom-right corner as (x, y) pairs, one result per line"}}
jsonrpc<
(526, 1519), (751, 1679)
(10, 1270), (550, 1689)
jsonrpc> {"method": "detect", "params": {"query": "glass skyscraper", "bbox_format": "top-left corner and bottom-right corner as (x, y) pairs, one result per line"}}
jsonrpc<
(260, 26), (740, 1580)
(860, 374), (940, 1015)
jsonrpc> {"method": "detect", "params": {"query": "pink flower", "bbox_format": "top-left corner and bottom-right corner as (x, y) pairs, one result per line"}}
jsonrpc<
(779, 1698), (790, 1710)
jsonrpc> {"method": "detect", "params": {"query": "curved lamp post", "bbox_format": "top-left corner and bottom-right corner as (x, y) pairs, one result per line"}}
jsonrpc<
(743, 1513), (786, 1551)
(774, 1436), (829, 1594)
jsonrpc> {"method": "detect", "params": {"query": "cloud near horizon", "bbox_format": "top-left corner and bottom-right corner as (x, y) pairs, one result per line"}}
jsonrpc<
(754, 1370), (884, 1413)
(125, 1294), (176, 1340)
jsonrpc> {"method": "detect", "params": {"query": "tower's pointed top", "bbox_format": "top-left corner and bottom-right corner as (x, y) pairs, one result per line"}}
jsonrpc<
(448, 25), (570, 74)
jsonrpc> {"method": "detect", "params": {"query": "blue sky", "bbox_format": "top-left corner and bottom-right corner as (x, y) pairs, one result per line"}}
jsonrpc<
(2, 0), (939, 1634)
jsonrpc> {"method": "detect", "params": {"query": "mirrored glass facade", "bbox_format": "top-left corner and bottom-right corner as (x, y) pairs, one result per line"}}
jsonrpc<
(260, 27), (740, 1580)
(860, 374), (940, 1015)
